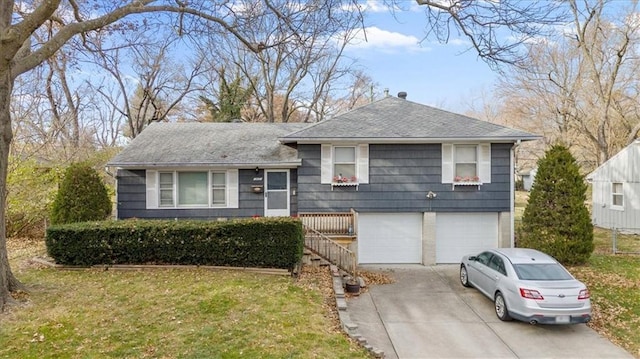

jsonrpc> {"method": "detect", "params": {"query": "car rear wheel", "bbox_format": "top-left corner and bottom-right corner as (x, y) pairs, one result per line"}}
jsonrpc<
(494, 292), (512, 321)
(460, 265), (471, 288)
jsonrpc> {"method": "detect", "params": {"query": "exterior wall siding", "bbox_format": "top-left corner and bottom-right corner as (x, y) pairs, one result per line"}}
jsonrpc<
(591, 181), (640, 233)
(589, 142), (640, 233)
(297, 143), (513, 213)
(116, 169), (297, 219)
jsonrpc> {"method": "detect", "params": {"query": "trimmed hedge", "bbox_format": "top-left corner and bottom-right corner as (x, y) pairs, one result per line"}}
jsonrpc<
(45, 217), (304, 270)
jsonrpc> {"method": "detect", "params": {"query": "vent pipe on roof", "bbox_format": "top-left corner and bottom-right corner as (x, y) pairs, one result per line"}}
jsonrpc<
(398, 91), (407, 99)
(384, 88), (389, 97)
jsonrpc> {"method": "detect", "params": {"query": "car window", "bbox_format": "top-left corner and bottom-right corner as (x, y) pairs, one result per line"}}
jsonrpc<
(489, 255), (507, 276)
(476, 252), (493, 266)
(512, 263), (573, 280)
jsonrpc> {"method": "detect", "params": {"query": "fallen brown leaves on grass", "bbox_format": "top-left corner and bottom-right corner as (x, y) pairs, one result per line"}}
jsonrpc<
(296, 265), (343, 334)
(295, 265), (396, 338)
(570, 263), (640, 357)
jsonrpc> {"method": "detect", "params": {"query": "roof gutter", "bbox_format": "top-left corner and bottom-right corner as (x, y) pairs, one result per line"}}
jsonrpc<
(107, 160), (302, 169)
(280, 136), (542, 144)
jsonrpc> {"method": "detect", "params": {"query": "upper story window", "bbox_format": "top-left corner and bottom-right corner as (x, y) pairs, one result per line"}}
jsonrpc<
(320, 144), (369, 185)
(147, 169), (238, 209)
(455, 145), (479, 182)
(334, 146), (356, 182)
(612, 182), (624, 209)
(442, 143), (491, 185)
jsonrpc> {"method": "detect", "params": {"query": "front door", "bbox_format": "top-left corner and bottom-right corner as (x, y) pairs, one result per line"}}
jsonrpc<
(264, 170), (290, 217)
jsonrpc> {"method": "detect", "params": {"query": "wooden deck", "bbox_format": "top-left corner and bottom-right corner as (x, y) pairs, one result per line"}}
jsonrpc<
(299, 210), (357, 277)
(298, 210), (357, 237)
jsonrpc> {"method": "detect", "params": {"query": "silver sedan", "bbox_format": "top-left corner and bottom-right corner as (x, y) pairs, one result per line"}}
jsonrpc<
(460, 248), (591, 325)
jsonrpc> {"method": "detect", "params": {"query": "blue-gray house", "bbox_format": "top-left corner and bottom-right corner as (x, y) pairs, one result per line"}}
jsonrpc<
(108, 96), (538, 264)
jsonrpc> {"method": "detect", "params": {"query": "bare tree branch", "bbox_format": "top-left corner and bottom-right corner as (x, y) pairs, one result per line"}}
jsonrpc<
(413, 0), (568, 68)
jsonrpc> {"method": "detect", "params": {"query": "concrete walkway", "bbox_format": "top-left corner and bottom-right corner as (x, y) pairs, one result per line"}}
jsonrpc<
(347, 265), (634, 359)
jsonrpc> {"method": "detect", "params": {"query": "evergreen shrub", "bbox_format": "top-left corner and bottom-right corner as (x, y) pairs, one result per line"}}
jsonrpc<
(50, 163), (112, 225)
(518, 145), (594, 265)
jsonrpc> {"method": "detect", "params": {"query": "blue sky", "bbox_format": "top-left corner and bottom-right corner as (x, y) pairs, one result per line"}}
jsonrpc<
(345, 1), (500, 111)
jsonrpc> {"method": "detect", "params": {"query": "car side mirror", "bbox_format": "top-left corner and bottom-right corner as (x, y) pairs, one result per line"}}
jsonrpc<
(468, 256), (477, 261)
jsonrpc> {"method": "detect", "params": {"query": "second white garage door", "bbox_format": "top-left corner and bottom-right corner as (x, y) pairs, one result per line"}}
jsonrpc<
(358, 213), (423, 264)
(436, 212), (498, 263)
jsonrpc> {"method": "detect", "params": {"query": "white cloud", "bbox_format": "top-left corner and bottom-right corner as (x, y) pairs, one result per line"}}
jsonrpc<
(361, 0), (390, 13)
(342, 0), (422, 14)
(347, 26), (429, 53)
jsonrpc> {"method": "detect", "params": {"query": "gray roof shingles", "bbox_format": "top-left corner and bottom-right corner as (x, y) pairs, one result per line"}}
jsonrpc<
(108, 122), (307, 167)
(281, 96), (538, 142)
(110, 97), (538, 167)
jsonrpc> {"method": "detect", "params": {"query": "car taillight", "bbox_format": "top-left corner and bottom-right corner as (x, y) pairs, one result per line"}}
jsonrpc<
(578, 288), (590, 300)
(519, 288), (544, 300)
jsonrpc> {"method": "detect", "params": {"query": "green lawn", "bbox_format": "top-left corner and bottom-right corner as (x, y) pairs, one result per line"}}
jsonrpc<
(1, 238), (369, 359)
(574, 225), (640, 357)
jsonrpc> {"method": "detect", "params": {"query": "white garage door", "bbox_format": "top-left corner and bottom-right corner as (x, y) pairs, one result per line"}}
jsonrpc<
(436, 213), (498, 263)
(358, 213), (423, 264)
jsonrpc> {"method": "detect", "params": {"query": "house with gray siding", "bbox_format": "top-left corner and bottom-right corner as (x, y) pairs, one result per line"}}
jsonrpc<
(108, 95), (538, 264)
(586, 139), (640, 234)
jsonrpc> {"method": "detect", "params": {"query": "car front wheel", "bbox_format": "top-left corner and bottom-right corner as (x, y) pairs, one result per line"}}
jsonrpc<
(494, 292), (512, 321)
(460, 265), (471, 288)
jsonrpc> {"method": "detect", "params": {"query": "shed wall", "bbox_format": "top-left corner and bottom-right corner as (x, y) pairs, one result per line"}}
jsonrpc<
(591, 181), (640, 232)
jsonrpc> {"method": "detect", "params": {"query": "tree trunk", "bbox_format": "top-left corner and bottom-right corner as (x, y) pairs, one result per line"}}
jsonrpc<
(0, 68), (24, 311)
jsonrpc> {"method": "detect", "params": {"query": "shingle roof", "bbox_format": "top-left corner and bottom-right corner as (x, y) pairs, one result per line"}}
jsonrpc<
(108, 122), (306, 168)
(281, 96), (538, 143)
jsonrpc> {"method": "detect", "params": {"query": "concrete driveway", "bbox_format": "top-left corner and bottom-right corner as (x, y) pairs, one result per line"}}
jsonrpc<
(347, 265), (634, 359)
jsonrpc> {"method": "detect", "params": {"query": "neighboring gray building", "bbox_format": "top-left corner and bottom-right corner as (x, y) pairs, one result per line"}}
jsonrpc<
(519, 167), (538, 191)
(109, 96), (539, 264)
(587, 139), (640, 234)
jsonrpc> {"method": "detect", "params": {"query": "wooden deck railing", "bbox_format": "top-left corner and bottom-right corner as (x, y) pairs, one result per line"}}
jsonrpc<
(304, 226), (357, 278)
(298, 211), (356, 235)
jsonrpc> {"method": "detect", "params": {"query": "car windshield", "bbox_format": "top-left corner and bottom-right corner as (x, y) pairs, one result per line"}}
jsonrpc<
(512, 263), (573, 281)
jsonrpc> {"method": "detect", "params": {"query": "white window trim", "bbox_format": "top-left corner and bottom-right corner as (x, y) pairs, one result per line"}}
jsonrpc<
(611, 182), (624, 210)
(442, 143), (491, 187)
(321, 143), (369, 186)
(146, 169), (239, 209)
(210, 170), (228, 208)
(158, 172), (175, 207)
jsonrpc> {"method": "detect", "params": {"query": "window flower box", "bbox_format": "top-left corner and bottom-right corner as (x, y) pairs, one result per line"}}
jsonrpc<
(454, 176), (480, 182)
(331, 175), (359, 190)
(333, 175), (357, 183)
(453, 175), (482, 189)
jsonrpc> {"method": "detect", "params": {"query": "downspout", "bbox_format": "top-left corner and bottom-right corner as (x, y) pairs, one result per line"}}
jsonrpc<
(510, 140), (521, 248)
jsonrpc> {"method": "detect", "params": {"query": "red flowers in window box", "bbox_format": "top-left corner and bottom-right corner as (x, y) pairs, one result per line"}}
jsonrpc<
(333, 175), (357, 183)
(454, 175), (480, 182)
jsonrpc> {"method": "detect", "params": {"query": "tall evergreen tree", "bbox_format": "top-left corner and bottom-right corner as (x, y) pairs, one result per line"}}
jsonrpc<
(519, 145), (594, 264)
(200, 68), (251, 122)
